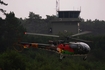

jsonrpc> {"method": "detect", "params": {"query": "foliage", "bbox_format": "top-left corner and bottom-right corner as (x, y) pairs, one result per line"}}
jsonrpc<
(0, 12), (25, 52)
(22, 12), (105, 36)
(80, 19), (105, 35)
(0, 0), (8, 5)
(0, 50), (27, 70)
(22, 12), (59, 33)
(0, 0), (8, 15)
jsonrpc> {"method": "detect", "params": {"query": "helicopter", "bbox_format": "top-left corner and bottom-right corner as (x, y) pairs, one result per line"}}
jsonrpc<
(14, 31), (91, 60)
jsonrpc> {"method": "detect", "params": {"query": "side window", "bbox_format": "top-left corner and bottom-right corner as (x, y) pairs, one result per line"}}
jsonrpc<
(77, 44), (83, 50)
(70, 44), (77, 48)
(78, 44), (82, 47)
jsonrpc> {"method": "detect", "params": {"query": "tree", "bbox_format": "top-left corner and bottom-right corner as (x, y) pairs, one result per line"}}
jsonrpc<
(0, 12), (25, 52)
(0, 0), (8, 5)
(46, 15), (58, 22)
(0, 0), (8, 15)
(0, 50), (26, 70)
(28, 12), (42, 20)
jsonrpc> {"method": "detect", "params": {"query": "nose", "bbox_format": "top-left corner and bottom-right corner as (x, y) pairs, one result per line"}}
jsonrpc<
(80, 42), (90, 54)
(85, 47), (90, 53)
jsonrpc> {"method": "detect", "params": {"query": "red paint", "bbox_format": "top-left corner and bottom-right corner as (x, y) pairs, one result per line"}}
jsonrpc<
(57, 44), (74, 52)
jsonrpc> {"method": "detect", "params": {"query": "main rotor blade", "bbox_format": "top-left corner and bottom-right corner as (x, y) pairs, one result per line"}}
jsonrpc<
(71, 38), (92, 42)
(19, 42), (50, 46)
(25, 32), (59, 37)
(71, 31), (91, 37)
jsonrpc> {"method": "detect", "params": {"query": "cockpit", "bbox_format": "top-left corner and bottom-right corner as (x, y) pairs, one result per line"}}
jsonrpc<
(69, 42), (90, 54)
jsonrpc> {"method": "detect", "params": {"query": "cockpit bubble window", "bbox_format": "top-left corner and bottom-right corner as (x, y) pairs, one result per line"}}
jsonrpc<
(80, 42), (90, 50)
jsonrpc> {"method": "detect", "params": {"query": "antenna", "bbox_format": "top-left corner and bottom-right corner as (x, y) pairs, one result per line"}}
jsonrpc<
(80, 6), (81, 11)
(56, 0), (60, 16)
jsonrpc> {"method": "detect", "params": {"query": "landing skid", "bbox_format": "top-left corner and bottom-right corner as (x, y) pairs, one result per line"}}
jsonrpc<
(83, 56), (87, 61)
(59, 54), (64, 60)
(59, 54), (88, 60)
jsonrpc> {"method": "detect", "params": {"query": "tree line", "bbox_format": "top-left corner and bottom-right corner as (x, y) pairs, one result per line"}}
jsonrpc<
(21, 12), (105, 35)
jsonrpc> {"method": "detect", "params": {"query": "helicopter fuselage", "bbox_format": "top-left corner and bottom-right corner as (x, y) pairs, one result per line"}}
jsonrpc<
(57, 42), (90, 55)
(14, 41), (90, 60)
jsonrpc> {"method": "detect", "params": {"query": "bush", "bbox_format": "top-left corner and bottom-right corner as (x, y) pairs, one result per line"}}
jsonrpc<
(0, 50), (27, 70)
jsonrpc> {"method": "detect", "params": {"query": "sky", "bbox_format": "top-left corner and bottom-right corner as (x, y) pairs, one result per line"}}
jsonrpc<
(0, 0), (105, 20)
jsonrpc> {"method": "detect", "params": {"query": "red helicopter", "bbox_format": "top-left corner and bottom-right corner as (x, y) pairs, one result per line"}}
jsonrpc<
(14, 31), (91, 60)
